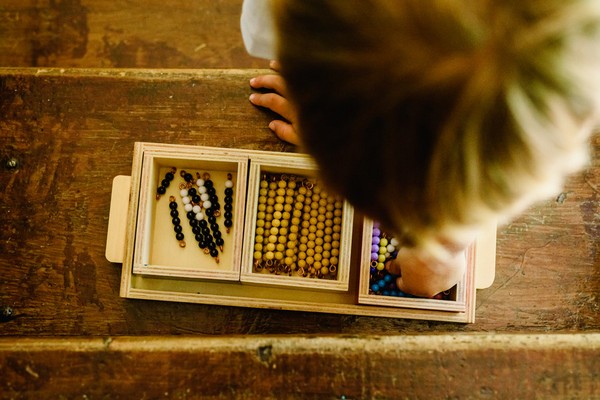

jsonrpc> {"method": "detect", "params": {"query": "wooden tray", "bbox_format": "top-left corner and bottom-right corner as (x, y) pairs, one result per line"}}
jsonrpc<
(107, 142), (496, 323)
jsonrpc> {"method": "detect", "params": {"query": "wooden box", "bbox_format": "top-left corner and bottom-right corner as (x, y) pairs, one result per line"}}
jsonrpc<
(107, 142), (496, 323)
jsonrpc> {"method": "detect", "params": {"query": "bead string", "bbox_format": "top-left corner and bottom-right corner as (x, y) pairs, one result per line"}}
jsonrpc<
(223, 173), (234, 233)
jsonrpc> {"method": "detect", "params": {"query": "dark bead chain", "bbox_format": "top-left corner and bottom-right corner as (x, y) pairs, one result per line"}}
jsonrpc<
(156, 167), (176, 199)
(168, 196), (186, 247)
(223, 173), (234, 233)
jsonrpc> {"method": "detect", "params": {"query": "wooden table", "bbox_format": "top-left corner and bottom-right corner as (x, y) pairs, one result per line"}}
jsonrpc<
(1, 68), (599, 398)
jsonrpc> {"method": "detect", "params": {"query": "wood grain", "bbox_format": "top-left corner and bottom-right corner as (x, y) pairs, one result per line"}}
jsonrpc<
(0, 68), (598, 336)
(0, 0), (267, 69)
(1, 334), (599, 399)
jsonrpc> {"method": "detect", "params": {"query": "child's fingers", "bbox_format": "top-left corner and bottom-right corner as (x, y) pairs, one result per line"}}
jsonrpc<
(385, 259), (402, 275)
(249, 74), (288, 97)
(268, 120), (301, 145)
(269, 60), (282, 71)
(249, 92), (295, 123)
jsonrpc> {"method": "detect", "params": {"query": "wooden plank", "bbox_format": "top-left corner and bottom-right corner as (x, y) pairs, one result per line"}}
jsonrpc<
(0, 68), (598, 335)
(1, 334), (599, 399)
(0, 0), (267, 68)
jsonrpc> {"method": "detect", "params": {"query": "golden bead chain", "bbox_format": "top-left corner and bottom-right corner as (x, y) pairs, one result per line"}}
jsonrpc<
(253, 174), (343, 279)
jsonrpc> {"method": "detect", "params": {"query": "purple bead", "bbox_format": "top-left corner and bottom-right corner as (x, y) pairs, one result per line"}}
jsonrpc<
(371, 244), (379, 253)
(372, 236), (380, 245)
(373, 221), (380, 229)
(372, 228), (381, 237)
(371, 252), (379, 261)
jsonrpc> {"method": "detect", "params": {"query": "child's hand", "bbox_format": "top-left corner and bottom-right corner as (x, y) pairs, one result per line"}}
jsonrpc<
(386, 246), (466, 298)
(249, 60), (301, 145)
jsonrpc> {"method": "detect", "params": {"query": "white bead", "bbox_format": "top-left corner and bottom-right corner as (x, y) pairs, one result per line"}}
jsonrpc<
(203, 200), (212, 209)
(195, 212), (204, 220)
(180, 189), (188, 197)
(201, 193), (209, 201)
(387, 244), (395, 253)
(199, 186), (207, 194)
(192, 205), (201, 214)
(196, 179), (204, 187)
(390, 238), (400, 247)
(225, 180), (233, 188)
(184, 203), (193, 212)
(182, 196), (191, 205)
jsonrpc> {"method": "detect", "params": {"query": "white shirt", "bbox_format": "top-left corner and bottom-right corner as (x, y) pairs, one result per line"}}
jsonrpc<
(240, 0), (277, 60)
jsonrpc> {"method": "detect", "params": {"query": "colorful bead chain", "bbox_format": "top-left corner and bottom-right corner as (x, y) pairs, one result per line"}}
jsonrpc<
(368, 222), (451, 300)
(253, 173), (344, 280)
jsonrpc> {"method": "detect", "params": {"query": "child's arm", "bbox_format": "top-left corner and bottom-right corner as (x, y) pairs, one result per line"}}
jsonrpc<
(249, 61), (301, 145)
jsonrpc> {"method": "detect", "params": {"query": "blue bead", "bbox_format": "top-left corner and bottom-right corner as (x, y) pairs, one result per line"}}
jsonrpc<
(382, 290), (390, 296)
(384, 274), (393, 282)
(378, 279), (386, 288)
(371, 284), (380, 292)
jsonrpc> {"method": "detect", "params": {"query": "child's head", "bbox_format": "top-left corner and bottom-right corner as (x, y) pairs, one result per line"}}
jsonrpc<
(272, 0), (600, 253)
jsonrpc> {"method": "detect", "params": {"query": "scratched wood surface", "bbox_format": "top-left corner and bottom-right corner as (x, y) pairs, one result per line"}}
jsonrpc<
(0, 0), (266, 69)
(2, 334), (599, 399)
(0, 68), (598, 336)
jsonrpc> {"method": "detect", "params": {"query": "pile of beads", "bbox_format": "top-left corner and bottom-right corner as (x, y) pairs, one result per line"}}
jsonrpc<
(157, 167), (234, 264)
(368, 222), (451, 300)
(252, 173), (344, 280)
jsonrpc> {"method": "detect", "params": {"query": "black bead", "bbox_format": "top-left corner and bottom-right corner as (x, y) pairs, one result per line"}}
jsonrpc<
(224, 196), (233, 204)
(225, 188), (233, 196)
(161, 178), (170, 187)
(208, 215), (216, 224)
(209, 194), (218, 203)
(199, 220), (208, 228)
(198, 240), (207, 249)
(172, 217), (181, 225)
(169, 201), (178, 209)
(202, 227), (211, 236)
(170, 209), (179, 218)
(175, 232), (184, 241)
(187, 211), (195, 220)
(224, 203), (233, 212)
(188, 188), (197, 196)
(224, 211), (232, 219)
(174, 225), (183, 233)
(189, 219), (198, 227)
(216, 237), (224, 246)
(195, 234), (204, 242)
(184, 173), (193, 182)
(192, 226), (201, 234)
(210, 248), (219, 257)
(157, 186), (166, 195)
(210, 223), (219, 232)
(207, 241), (216, 250)
(192, 195), (201, 204)
(205, 180), (214, 188)
(213, 202), (220, 210)
(224, 219), (233, 228)
(165, 172), (175, 181)
(213, 230), (222, 239)
(205, 208), (213, 217)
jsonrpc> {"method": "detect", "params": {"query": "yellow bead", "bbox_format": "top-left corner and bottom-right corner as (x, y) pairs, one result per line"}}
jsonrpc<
(320, 266), (329, 275)
(253, 251), (262, 260)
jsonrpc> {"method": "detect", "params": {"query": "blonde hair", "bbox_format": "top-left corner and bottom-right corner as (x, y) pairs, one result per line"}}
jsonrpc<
(273, 0), (600, 255)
